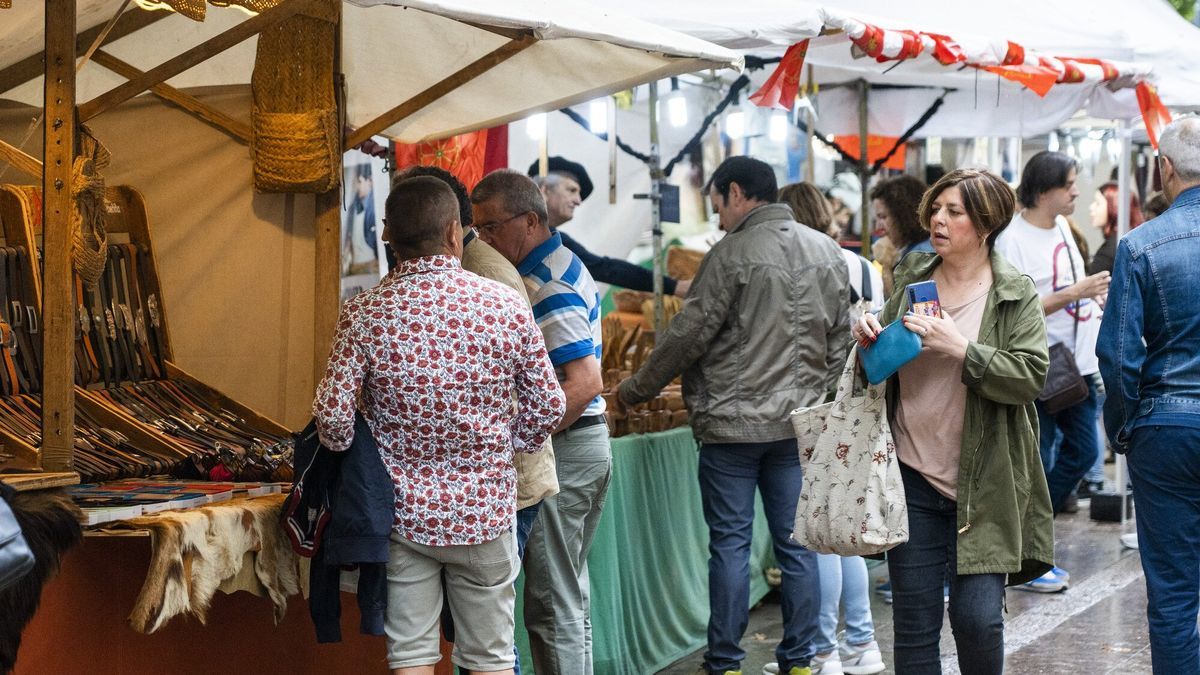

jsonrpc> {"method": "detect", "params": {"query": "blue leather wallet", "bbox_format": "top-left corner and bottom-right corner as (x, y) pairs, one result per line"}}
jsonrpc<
(859, 317), (922, 385)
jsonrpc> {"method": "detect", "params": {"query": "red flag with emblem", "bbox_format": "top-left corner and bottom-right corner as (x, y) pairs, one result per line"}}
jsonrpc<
(394, 130), (489, 190)
(749, 40), (811, 110)
(1136, 81), (1172, 149)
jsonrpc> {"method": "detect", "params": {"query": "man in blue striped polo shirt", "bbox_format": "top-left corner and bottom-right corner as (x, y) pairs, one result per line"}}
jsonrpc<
(471, 169), (608, 675)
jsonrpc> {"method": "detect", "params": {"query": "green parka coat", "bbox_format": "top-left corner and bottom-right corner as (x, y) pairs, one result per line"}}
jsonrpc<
(881, 250), (1054, 585)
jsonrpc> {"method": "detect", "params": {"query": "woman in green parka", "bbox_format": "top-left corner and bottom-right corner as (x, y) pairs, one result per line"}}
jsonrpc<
(853, 168), (1054, 675)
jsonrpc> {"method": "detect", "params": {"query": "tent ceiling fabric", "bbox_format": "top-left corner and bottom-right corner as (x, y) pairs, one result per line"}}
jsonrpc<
(0, 0), (743, 142)
(605, 0), (1200, 136)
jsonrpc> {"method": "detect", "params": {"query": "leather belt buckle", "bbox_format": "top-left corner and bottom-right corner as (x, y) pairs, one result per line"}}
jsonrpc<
(565, 414), (607, 433)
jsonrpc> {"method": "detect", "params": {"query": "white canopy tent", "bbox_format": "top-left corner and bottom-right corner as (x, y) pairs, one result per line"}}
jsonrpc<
(0, 0), (743, 142)
(611, 0), (1200, 137)
(0, 0), (744, 466)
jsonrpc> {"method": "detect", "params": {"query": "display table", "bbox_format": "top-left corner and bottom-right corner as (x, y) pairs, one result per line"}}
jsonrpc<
(14, 428), (774, 674)
(516, 427), (776, 674)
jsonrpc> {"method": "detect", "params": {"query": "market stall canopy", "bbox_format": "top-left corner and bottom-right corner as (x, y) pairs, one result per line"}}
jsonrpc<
(0, 0), (744, 143)
(608, 0), (1200, 138)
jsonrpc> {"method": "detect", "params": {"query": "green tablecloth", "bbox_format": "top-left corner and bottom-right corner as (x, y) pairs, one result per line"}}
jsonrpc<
(515, 427), (775, 674)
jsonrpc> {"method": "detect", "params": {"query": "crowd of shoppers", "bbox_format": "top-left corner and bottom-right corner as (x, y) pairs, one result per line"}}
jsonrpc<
(312, 116), (1200, 675)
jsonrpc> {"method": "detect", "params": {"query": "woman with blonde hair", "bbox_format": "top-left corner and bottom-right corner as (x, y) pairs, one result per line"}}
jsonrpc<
(853, 168), (1053, 674)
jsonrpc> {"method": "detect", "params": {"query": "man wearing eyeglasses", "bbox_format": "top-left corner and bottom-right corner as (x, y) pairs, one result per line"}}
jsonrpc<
(471, 169), (608, 675)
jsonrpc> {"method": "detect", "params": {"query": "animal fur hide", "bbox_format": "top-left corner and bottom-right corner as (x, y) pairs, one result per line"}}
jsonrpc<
(126, 494), (301, 634)
(0, 488), (83, 674)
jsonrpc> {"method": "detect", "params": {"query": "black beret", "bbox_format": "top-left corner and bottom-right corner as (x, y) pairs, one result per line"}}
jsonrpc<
(527, 156), (593, 201)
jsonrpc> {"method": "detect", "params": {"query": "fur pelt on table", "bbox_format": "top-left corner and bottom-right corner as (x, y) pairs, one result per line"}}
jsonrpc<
(124, 494), (300, 634)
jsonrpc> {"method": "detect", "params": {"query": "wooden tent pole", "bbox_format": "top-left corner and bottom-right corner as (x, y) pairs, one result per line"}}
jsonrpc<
(313, 3), (343, 389)
(42, 0), (78, 472)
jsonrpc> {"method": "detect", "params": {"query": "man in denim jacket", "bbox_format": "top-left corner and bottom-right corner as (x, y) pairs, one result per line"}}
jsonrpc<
(1098, 116), (1200, 675)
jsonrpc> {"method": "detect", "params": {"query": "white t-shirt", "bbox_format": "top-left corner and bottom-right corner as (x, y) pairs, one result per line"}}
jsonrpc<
(995, 213), (1101, 375)
(840, 248), (885, 312)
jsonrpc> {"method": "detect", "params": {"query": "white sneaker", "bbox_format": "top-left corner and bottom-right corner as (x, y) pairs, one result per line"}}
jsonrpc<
(838, 640), (885, 675)
(762, 652), (842, 675)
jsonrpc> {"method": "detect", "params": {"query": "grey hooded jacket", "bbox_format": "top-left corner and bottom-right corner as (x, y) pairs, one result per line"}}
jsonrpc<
(619, 203), (851, 443)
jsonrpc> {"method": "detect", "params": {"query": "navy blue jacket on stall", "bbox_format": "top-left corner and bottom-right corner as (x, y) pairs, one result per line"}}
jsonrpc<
(284, 414), (393, 643)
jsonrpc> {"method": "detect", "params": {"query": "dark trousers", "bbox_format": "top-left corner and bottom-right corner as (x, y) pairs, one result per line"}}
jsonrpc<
(888, 464), (1006, 675)
(1036, 373), (1103, 512)
(698, 439), (819, 673)
(1127, 424), (1200, 674)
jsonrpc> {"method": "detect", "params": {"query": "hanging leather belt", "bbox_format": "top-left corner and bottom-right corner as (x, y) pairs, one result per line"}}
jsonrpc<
(12, 247), (40, 393)
(121, 243), (161, 379)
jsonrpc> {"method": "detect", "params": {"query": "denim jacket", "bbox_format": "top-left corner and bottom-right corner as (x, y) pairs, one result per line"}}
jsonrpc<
(1098, 185), (1200, 452)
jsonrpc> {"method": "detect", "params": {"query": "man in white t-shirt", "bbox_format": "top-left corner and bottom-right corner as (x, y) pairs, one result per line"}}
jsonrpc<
(996, 151), (1110, 593)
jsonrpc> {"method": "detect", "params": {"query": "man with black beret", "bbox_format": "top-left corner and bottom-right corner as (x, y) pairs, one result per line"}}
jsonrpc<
(528, 156), (691, 298)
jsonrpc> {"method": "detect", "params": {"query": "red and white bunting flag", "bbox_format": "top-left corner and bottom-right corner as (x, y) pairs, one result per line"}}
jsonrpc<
(749, 40), (811, 110)
(1136, 82), (1172, 149)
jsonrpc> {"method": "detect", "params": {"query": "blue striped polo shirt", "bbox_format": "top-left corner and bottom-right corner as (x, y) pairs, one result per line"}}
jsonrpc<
(517, 232), (606, 416)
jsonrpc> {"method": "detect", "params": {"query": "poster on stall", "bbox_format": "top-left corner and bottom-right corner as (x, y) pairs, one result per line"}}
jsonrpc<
(340, 144), (390, 302)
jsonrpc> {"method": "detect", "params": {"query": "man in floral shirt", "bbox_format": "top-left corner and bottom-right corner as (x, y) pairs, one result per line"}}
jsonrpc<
(314, 176), (565, 674)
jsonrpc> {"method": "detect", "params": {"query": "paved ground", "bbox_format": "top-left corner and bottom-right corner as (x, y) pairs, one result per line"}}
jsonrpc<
(660, 490), (1150, 674)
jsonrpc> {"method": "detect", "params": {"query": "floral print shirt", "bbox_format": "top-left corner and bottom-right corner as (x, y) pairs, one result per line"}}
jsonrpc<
(314, 255), (565, 546)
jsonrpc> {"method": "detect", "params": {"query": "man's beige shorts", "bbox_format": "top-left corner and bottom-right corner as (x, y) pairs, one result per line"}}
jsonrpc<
(385, 529), (519, 671)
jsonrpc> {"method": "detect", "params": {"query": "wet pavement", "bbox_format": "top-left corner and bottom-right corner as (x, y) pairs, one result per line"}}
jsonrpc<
(660, 490), (1151, 674)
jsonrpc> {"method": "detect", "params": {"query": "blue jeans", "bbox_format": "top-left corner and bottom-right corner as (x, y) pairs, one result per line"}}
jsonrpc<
(1036, 372), (1102, 512)
(698, 439), (819, 673)
(888, 464), (1006, 675)
(511, 502), (542, 675)
(817, 554), (875, 653)
(1085, 385), (1108, 484)
(1127, 424), (1200, 674)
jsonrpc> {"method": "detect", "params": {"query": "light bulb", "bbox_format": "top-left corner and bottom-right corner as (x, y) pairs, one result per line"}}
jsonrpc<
(725, 111), (745, 140)
(525, 113), (547, 141)
(769, 113), (788, 142)
(668, 95), (688, 128)
(588, 100), (607, 135)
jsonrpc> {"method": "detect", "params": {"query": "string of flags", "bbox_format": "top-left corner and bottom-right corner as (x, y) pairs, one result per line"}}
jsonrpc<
(750, 13), (1173, 148)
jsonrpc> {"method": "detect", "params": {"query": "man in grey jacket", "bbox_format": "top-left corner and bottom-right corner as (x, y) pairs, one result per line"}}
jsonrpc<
(618, 156), (850, 675)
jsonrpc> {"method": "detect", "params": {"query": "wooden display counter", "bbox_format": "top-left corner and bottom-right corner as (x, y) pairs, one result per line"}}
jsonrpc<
(13, 536), (402, 675)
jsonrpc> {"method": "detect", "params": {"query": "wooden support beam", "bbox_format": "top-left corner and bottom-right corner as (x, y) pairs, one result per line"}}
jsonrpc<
(313, 189), (340, 389)
(0, 7), (167, 96)
(0, 138), (43, 181)
(344, 34), (537, 150)
(314, 4), (343, 391)
(77, 0), (317, 123)
(42, 0), (77, 472)
(90, 50), (252, 144)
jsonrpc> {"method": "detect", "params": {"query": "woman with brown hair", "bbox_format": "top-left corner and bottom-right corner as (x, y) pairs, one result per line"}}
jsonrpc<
(853, 168), (1053, 674)
(870, 175), (931, 263)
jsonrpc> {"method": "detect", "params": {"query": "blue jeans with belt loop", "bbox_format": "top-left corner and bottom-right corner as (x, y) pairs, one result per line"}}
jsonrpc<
(697, 438), (818, 673)
(1127, 423), (1200, 674)
(888, 463), (1006, 675)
